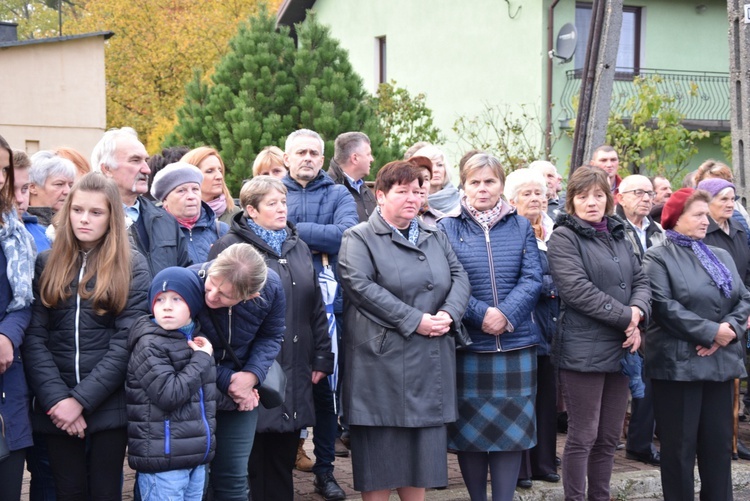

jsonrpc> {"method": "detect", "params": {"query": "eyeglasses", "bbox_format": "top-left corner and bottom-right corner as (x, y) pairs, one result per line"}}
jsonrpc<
(621, 189), (655, 199)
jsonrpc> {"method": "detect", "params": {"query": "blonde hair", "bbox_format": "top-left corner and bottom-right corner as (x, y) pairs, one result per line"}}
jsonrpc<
(40, 173), (132, 315)
(240, 175), (287, 216)
(181, 147), (234, 203)
(209, 243), (268, 299)
(251, 146), (285, 177)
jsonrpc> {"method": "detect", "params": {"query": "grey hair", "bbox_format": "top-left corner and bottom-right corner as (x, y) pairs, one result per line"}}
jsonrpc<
(90, 127), (140, 173)
(240, 175), (287, 216)
(333, 132), (370, 165)
(29, 151), (76, 186)
(285, 129), (324, 154)
(209, 243), (268, 300)
(618, 175), (652, 194)
(412, 144), (451, 186)
(528, 160), (557, 174)
(504, 168), (547, 202)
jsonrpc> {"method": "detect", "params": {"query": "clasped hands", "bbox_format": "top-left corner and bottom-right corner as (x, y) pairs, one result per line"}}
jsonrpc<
(622, 306), (642, 353)
(697, 322), (736, 357)
(417, 310), (452, 338)
(48, 397), (86, 439)
(228, 371), (260, 412)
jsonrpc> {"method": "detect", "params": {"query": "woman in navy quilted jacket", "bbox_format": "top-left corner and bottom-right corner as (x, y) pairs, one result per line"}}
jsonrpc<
(439, 153), (543, 501)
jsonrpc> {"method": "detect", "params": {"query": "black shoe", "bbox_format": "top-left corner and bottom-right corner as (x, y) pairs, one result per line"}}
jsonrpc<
(555, 456), (561, 466)
(516, 478), (533, 489)
(625, 449), (661, 466)
(314, 473), (346, 501)
(738, 439), (750, 460)
(531, 473), (560, 483)
(334, 437), (350, 457)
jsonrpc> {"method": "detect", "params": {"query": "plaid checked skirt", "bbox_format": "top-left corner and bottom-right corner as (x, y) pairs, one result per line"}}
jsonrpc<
(448, 348), (537, 452)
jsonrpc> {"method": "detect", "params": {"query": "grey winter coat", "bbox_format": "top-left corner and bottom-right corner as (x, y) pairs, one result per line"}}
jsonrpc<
(338, 213), (471, 427)
(547, 214), (651, 373)
(643, 240), (750, 382)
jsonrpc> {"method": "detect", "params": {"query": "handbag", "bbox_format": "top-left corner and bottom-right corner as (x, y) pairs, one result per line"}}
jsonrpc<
(205, 307), (287, 409)
(0, 413), (10, 463)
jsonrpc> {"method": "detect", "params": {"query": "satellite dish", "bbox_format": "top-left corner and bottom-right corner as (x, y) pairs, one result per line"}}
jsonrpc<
(549, 23), (577, 63)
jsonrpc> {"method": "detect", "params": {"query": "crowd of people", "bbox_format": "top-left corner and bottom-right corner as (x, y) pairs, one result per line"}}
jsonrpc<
(0, 126), (749, 501)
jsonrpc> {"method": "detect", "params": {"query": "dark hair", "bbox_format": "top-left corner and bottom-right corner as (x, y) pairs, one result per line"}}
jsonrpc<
(148, 146), (190, 193)
(458, 149), (483, 175)
(683, 189), (711, 212)
(565, 166), (614, 216)
(333, 132), (370, 165)
(374, 161), (423, 194)
(0, 134), (15, 219)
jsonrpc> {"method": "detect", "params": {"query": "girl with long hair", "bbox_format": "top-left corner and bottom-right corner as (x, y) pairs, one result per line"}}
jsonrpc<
(23, 172), (150, 500)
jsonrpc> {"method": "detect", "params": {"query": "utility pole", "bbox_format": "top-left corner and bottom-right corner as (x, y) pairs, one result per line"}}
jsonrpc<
(570, 0), (623, 173)
(729, 1), (750, 204)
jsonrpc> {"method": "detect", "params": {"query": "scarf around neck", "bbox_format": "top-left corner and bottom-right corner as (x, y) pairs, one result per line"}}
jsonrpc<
(176, 212), (200, 230)
(0, 209), (36, 311)
(247, 218), (287, 255)
(462, 196), (507, 231)
(377, 207), (419, 245)
(666, 229), (733, 298)
(207, 194), (227, 218)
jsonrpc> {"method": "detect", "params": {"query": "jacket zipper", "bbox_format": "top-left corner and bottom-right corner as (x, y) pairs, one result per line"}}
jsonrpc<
(74, 252), (89, 384)
(164, 419), (171, 455)
(185, 331), (211, 463)
(219, 306), (233, 364)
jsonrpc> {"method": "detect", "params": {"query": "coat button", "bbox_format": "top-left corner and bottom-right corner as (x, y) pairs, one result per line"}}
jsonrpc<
(418, 255), (426, 261)
(613, 256), (619, 262)
(709, 281), (715, 286)
(620, 283), (626, 289)
(552, 317), (557, 322)
(604, 304), (612, 311)
(426, 284), (434, 290)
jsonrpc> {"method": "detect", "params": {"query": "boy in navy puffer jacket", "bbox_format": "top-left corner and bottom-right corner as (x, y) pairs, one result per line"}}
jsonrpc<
(126, 267), (217, 501)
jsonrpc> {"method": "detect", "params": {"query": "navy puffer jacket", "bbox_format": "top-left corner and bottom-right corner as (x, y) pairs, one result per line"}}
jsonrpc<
(439, 203), (543, 352)
(282, 170), (358, 275)
(193, 263), (285, 396)
(24, 249), (150, 434)
(126, 316), (217, 473)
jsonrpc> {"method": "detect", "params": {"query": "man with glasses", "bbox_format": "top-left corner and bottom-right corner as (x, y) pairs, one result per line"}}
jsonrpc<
(615, 174), (664, 467)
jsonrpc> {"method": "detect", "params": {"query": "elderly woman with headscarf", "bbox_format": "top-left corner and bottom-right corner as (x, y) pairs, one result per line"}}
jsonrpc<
(547, 167), (651, 501)
(503, 168), (560, 488)
(338, 161), (471, 500)
(151, 162), (229, 263)
(643, 188), (750, 500)
(412, 145), (461, 215)
(439, 155), (543, 501)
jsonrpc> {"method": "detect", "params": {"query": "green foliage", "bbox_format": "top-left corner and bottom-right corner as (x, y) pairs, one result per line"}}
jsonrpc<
(166, 9), (398, 191)
(604, 75), (709, 180)
(720, 133), (733, 162)
(0, 0), (83, 40)
(368, 80), (443, 157)
(452, 104), (556, 171)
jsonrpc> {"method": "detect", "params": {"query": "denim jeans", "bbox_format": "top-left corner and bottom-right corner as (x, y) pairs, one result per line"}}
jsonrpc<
(209, 409), (259, 501)
(312, 377), (337, 476)
(138, 465), (205, 501)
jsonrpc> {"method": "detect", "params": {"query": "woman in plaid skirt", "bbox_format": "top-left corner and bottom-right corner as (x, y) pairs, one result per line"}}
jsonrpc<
(439, 154), (543, 501)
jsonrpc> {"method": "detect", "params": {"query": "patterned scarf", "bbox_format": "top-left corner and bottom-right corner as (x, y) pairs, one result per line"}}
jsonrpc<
(0, 209), (36, 311)
(247, 218), (287, 256)
(666, 229), (733, 298)
(377, 207), (419, 245)
(207, 194), (227, 218)
(176, 213), (200, 230)
(461, 196), (506, 231)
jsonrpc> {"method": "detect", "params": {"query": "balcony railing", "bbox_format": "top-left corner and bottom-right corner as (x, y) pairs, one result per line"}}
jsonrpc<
(559, 68), (730, 129)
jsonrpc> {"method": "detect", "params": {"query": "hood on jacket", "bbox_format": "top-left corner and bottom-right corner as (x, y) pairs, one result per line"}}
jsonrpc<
(282, 170), (334, 192)
(228, 211), (300, 258)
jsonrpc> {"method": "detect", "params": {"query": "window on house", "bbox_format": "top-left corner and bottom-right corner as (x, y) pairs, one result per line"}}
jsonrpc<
(574, 3), (642, 74)
(376, 36), (386, 85)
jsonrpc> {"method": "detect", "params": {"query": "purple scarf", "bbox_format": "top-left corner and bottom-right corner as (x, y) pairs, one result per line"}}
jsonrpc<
(666, 229), (733, 298)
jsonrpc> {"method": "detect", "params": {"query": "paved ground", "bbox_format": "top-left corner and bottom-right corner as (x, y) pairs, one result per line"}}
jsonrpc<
(18, 419), (750, 500)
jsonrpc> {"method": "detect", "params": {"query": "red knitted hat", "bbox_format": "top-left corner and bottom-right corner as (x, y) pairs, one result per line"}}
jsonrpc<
(661, 188), (695, 230)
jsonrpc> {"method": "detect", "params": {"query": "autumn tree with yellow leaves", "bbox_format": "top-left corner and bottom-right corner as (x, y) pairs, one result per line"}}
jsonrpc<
(64, 0), (281, 151)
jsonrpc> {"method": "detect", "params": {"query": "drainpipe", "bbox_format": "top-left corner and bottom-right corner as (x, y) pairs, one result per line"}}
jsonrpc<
(545, 0), (562, 157)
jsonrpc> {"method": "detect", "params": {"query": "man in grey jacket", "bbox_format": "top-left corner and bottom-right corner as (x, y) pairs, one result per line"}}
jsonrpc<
(328, 131), (376, 223)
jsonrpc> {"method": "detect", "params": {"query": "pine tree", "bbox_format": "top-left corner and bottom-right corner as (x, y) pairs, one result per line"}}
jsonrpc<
(166, 8), (398, 193)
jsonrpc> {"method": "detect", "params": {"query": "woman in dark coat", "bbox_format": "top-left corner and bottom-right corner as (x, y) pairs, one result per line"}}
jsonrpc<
(23, 173), (150, 500)
(208, 176), (333, 501)
(338, 161), (471, 500)
(193, 242), (285, 501)
(439, 155), (543, 501)
(547, 167), (651, 501)
(644, 188), (750, 500)
(0, 135), (36, 501)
